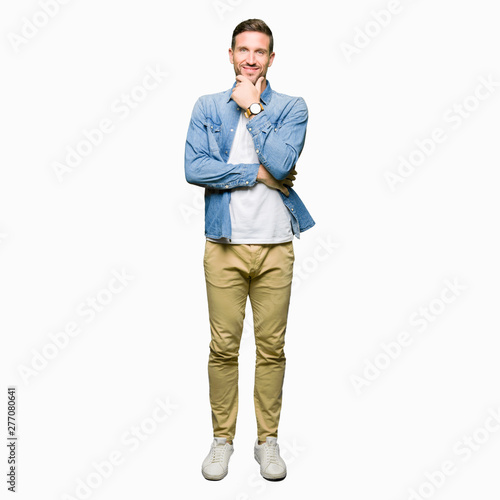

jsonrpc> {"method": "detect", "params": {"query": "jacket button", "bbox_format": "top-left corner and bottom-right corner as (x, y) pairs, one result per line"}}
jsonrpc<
(256, 149), (259, 153)
(225, 185), (229, 188)
(249, 128), (252, 131)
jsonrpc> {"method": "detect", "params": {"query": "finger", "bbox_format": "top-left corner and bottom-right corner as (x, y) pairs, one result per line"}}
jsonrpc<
(236, 75), (248, 83)
(283, 179), (293, 187)
(282, 186), (289, 197)
(256, 76), (265, 92)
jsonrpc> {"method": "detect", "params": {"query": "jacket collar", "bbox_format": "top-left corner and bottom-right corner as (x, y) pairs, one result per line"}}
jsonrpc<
(225, 79), (272, 105)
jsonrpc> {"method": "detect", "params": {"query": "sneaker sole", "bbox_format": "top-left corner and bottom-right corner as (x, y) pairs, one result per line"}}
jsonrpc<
(254, 451), (287, 481)
(201, 468), (228, 481)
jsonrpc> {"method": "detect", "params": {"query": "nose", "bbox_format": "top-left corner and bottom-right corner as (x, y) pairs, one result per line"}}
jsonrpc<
(246, 51), (256, 65)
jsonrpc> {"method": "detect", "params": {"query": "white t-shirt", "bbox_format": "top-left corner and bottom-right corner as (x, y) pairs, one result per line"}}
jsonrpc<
(207, 111), (293, 244)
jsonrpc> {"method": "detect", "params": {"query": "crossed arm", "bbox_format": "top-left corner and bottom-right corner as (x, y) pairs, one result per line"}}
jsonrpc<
(184, 92), (308, 196)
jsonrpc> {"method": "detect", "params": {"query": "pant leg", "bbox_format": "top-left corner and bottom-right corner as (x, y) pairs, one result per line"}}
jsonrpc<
(248, 241), (294, 442)
(204, 241), (250, 442)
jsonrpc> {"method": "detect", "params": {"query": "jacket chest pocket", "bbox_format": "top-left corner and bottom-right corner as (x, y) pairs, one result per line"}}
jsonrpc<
(204, 118), (222, 152)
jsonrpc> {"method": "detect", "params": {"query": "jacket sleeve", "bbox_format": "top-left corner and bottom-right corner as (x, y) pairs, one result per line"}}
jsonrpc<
(246, 97), (308, 181)
(184, 97), (260, 190)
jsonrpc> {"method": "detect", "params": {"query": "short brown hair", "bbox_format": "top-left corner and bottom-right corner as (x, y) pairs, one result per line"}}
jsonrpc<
(231, 19), (274, 54)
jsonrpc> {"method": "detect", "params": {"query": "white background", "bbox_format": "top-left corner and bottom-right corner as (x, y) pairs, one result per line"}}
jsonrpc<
(1, 0), (500, 499)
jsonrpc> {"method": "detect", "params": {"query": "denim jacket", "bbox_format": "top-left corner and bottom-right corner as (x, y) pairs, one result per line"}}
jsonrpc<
(184, 80), (315, 240)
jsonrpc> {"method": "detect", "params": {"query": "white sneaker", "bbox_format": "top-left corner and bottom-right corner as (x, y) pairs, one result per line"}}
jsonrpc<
(254, 437), (287, 481)
(202, 437), (234, 480)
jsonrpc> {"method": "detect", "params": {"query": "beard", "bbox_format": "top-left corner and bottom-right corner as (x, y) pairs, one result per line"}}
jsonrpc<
(235, 64), (265, 84)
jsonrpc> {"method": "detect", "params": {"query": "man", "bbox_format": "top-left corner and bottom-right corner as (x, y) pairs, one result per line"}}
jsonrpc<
(184, 18), (315, 481)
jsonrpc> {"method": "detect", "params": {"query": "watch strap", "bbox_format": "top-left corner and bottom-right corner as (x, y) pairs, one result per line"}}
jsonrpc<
(244, 102), (264, 118)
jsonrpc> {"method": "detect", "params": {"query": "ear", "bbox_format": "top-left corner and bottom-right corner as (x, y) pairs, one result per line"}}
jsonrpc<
(228, 48), (234, 64)
(268, 52), (276, 68)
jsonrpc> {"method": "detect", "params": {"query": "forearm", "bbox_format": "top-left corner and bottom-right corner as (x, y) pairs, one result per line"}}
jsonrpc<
(184, 97), (260, 189)
(252, 128), (300, 181)
(246, 98), (308, 181)
(185, 155), (259, 190)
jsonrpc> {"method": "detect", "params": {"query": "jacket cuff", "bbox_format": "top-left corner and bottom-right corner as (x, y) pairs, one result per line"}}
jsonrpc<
(242, 162), (260, 186)
(246, 110), (272, 136)
(216, 163), (259, 189)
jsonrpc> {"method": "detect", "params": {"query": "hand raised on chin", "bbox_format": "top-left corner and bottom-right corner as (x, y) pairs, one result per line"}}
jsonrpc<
(230, 75), (265, 110)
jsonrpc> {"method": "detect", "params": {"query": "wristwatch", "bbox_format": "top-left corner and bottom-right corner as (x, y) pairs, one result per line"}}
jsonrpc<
(244, 102), (264, 119)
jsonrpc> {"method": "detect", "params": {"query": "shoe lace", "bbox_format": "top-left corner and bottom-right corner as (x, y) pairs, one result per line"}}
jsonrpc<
(211, 444), (227, 463)
(265, 442), (280, 464)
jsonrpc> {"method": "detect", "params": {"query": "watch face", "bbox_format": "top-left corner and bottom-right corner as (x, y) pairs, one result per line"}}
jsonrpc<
(250, 103), (261, 114)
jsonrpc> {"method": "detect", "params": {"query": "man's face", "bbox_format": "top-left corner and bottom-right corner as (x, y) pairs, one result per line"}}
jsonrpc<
(229, 31), (275, 85)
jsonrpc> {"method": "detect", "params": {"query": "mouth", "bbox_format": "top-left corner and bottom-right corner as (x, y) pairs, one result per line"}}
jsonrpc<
(242, 66), (259, 72)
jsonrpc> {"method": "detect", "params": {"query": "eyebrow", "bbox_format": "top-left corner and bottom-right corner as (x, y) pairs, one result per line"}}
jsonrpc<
(236, 46), (268, 52)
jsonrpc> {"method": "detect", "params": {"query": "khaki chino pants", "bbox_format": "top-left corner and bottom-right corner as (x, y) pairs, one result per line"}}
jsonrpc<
(203, 240), (295, 442)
